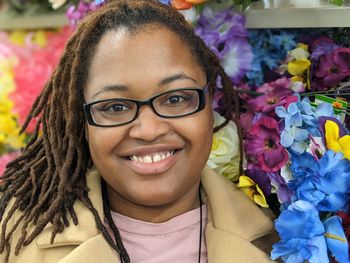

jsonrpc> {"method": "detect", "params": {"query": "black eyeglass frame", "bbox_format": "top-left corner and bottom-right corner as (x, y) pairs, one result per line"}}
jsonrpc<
(83, 84), (210, 127)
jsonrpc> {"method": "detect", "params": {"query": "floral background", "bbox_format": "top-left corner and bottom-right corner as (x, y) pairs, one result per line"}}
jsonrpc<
(2, 0), (350, 262)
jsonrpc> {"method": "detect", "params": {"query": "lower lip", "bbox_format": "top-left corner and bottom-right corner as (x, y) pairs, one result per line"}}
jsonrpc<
(122, 151), (180, 175)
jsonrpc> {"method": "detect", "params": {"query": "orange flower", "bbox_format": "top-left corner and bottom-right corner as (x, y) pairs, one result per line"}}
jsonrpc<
(171, 0), (206, 10)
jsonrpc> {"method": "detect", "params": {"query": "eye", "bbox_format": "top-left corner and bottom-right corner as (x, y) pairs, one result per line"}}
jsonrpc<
(98, 102), (131, 114)
(162, 93), (192, 106)
(165, 95), (185, 104)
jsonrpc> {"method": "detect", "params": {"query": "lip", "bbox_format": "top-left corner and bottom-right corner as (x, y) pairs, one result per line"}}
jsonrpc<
(122, 150), (180, 175)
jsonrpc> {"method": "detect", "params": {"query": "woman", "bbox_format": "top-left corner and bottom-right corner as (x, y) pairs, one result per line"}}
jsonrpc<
(0, 1), (277, 262)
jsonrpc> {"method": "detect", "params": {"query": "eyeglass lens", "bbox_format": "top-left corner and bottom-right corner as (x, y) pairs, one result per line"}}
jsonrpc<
(89, 89), (201, 126)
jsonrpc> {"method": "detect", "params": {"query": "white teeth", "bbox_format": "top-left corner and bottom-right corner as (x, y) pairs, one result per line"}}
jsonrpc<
(153, 155), (161, 162)
(143, 156), (152, 163)
(129, 151), (175, 164)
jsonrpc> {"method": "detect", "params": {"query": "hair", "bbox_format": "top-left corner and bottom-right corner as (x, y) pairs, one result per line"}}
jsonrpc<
(0, 1), (243, 262)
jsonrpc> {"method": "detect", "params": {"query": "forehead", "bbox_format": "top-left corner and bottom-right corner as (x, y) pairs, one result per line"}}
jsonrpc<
(84, 24), (206, 100)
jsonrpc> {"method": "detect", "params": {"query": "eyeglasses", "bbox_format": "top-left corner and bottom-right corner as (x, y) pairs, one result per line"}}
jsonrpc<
(83, 85), (209, 127)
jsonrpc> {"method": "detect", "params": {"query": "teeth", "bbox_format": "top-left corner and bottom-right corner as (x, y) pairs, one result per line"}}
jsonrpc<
(129, 151), (175, 163)
(144, 156), (152, 163)
(153, 155), (161, 162)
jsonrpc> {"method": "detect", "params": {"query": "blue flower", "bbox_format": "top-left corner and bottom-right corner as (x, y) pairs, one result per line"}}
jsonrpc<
(276, 103), (303, 129)
(289, 151), (350, 211)
(159, 0), (171, 4)
(271, 200), (328, 262)
(323, 216), (349, 263)
(276, 102), (309, 154)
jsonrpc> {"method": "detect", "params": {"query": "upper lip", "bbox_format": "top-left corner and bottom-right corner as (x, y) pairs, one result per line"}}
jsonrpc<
(118, 145), (183, 158)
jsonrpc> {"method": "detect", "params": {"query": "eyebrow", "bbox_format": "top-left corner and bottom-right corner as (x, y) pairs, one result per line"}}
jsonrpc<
(91, 73), (198, 99)
(91, 84), (128, 99)
(158, 73), (198, 86)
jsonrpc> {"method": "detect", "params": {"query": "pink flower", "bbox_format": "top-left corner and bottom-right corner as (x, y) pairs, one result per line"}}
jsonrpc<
(10, 27), (72, 133)
(247, 77), (298, 115)
(244, 116), (289, 172)
(0, 152), (20, 176)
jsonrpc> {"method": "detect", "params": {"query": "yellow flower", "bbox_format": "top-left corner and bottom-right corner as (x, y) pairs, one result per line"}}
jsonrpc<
(237, 175), (268, 208)
(285, 43), (311, 88)
(207, 112), (240, 180)
(9, 30), (27, 46)
(325, 120), (350, 160)
(287, 58), (311, 76)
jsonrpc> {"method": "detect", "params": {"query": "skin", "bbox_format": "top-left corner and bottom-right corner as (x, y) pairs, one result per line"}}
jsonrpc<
(84, 24), (213, 223)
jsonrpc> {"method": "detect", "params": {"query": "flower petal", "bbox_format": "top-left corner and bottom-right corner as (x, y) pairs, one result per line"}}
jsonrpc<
(323, 215), (349, 263)
(325, 120), (341, 150)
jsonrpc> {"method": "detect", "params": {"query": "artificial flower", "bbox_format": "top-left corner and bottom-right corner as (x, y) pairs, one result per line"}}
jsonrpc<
(247, 77), (297, 114)
(323, 215), (349, 263)
(289, 151), (350, 212)
(324, 119), (350, 160)
(247, 29), (297, 86)
(245, 163), (272, 196)
(49, 0), (67, 10)
(268, 169), (293, 204)
(195, 7), (252, 84)
(276, 102), (310, 154)
(171, 0), (206, 10)
(10, 28), (71, 133)
(0, 151), (20, 176)
(67, 1), (97, 26)
(337, 211), (350, 256)
(310, 37), (340, 61)
(237, 175), (268, 208)
(271, 200), (328, 262)
(314, 48), (350, 89)
(244, 116), (289, 172)
(276, 102), (303, 129)
(207, 112), (240, 180)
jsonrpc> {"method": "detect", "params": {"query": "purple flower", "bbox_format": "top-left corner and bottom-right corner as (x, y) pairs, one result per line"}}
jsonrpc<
(195, 7), (252, 84)
(267, 172), (293, 204)
(66, 1), (97, 26)
(313, 48), (350, 89)
(245, 163), (272, 196)
(244, 116), (289, 172)
(247, 77), (298, 114)
(310, 37), (340, 60)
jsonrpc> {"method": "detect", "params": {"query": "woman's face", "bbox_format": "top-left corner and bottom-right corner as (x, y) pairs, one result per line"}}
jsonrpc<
(84, 24), (213, 220)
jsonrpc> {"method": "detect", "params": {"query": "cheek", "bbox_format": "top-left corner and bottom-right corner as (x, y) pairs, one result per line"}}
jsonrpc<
(86, 126), (125, 159)
(184, 109), (213, 160)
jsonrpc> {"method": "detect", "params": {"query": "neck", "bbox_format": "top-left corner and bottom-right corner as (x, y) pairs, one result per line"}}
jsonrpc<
(106, 184), (201, 223)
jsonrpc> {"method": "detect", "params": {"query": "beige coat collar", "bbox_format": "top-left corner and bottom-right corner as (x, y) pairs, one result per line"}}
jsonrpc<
(34, 167), (274, 263)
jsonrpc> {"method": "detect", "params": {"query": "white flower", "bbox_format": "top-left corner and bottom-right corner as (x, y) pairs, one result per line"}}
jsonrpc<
(49, 0), (67, 10)
(207, 112), (240, 180)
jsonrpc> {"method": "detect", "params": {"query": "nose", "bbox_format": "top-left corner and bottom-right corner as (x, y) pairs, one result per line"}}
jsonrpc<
(128, 105), (171, 142)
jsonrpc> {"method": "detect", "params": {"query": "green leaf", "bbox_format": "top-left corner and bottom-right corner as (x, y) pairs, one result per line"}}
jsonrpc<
(329, 0), (345, 6)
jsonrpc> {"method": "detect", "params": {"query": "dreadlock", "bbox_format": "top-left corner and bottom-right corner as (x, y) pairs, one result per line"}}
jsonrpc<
(0, 1), (243, 262)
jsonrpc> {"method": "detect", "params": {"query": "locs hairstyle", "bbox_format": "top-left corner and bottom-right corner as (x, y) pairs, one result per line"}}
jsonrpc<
(0, 1), (243, 262)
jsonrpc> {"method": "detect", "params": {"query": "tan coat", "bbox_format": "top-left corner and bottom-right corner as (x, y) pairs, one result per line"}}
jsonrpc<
(1, 166), (277, 263)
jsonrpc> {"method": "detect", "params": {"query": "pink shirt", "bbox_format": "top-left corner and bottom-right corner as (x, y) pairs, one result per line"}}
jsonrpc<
(106, 205), (208, 263)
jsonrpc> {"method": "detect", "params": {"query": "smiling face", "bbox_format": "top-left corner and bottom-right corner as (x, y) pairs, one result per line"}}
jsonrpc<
(84, 24), (213, 222)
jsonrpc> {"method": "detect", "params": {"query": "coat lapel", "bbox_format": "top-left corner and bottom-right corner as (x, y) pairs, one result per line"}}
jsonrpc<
(30, 167), (275, 263)
(34, 169), (106, 247)
(58, 234), (120, 263)
(201, 166), (275, 263)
